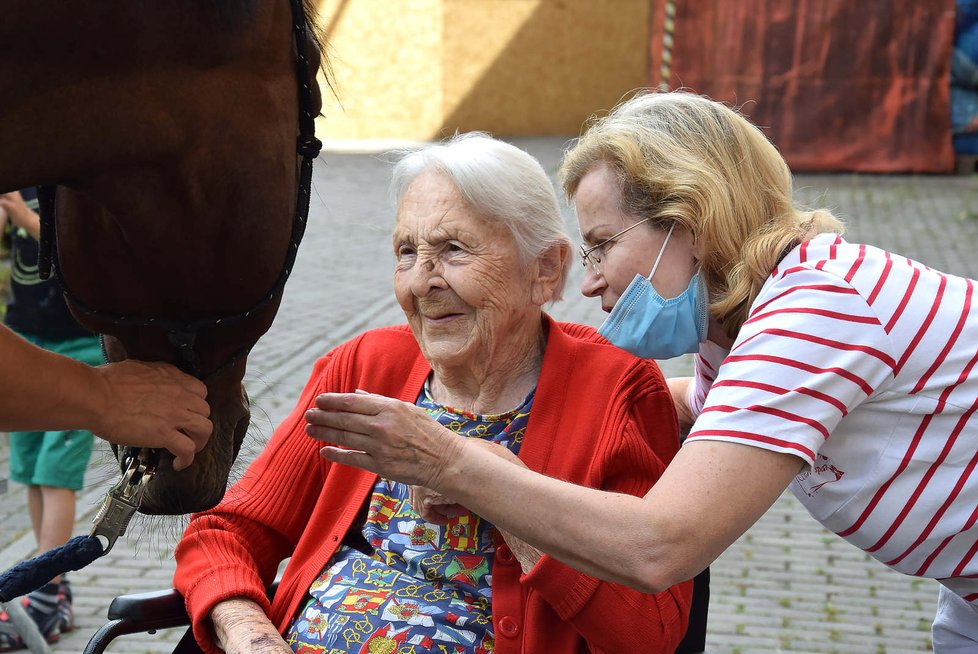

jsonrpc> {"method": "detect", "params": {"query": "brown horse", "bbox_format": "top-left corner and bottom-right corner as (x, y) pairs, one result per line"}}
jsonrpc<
(0, 1), (324, 514)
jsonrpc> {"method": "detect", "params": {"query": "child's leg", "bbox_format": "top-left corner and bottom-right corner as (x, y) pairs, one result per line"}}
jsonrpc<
(26, 484), (42, 544)
(36, 486), (76, 578)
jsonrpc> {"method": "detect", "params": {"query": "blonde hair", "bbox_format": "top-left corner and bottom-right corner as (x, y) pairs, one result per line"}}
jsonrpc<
(561, 91), (843, 337)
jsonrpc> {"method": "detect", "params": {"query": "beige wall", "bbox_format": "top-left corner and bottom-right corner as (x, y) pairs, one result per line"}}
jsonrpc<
(315, 0), (651, 140)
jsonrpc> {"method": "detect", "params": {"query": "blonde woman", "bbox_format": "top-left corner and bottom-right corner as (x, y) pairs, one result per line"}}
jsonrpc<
(309, 92), (978, 651)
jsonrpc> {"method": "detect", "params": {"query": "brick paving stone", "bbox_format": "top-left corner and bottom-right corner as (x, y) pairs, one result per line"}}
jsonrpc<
(1, 139), (976, 652)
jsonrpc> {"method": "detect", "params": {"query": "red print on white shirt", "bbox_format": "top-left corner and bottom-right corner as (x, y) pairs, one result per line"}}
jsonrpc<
(798, 454), (846, 497)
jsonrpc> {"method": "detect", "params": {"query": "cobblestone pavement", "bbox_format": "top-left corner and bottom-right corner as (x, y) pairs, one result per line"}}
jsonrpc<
(1, 138), (976, 653)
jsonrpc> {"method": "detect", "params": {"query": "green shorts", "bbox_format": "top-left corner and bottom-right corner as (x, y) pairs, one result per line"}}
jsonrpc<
(8, 333), (103, 491)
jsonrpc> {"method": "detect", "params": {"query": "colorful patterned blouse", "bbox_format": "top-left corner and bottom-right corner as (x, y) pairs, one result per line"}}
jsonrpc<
(286, 380), (534, 654)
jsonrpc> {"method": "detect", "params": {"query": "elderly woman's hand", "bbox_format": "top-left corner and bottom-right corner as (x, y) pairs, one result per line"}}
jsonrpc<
(210, 598), (292, 654)
(408, 486), (466, 525)
(408, 439), (514, 523)
(460, 439), (544, 573)
(308, 392), (544, 571)
(307, 390), (465, 487)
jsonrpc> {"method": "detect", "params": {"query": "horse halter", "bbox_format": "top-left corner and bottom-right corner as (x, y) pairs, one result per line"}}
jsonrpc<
(35, 0), (323, 381)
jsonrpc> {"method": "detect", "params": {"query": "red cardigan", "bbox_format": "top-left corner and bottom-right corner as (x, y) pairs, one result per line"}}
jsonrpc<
(174, 318), (692, 653)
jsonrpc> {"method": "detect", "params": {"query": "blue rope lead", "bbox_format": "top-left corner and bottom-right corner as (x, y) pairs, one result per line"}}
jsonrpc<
(0, 536), (105, 603)
(0, 449), (156, 603)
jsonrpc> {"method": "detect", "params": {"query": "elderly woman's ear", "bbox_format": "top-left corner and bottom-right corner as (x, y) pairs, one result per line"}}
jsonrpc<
(531, 242), (570, 306)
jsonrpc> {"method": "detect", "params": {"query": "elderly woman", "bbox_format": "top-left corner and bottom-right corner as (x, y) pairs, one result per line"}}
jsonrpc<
(310, 93), (978, 651)
(173, 133), (692, 654)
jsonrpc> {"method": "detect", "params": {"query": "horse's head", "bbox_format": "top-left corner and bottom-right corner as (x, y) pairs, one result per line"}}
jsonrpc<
(0, 0), (324, 514)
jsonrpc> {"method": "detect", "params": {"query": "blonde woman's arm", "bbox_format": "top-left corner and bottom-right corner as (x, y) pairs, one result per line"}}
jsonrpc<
(308, 391), (804, 593)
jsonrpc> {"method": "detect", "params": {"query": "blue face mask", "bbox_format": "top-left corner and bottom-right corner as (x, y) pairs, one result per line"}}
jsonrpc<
(598, 224), (709, 359)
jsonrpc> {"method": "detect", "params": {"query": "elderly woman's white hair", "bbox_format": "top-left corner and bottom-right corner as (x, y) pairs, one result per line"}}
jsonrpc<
(390, 132), (572, 301)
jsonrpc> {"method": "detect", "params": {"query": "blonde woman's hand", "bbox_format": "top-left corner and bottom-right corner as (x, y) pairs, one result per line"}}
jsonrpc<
(307, 390), (464, 487)
(309, 391), (543, 571)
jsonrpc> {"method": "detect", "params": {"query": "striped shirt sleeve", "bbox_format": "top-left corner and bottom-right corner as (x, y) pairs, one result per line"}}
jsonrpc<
(687, 340), (731, 419)
(685, 265), (898, 465)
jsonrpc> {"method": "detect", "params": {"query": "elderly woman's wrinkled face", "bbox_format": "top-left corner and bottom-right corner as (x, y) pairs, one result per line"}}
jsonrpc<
(393, 171), (542, 367)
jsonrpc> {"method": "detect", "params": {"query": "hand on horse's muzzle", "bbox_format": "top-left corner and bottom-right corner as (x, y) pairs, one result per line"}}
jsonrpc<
(93, 360), (213, 471)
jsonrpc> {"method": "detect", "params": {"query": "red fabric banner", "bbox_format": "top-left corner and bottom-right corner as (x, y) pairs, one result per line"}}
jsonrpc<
(648, 1), (957, 172)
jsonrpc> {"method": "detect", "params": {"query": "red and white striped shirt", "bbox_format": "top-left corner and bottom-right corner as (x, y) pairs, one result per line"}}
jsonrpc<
(686, 233), (978, 603)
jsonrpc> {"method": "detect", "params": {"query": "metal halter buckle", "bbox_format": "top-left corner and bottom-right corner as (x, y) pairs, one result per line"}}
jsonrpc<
(89, 449), (157, 554)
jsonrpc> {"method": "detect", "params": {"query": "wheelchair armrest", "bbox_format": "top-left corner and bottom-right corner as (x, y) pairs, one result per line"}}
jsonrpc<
(85, 580), (281, 654)
(107, 580), (281, 627)
(106, 588), (189, 628)
(84, 589), (193, 654)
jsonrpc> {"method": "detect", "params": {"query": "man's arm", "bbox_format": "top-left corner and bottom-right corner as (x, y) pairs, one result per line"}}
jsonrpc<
(0, 323), (109, 431)
(0, 324), (212, 470)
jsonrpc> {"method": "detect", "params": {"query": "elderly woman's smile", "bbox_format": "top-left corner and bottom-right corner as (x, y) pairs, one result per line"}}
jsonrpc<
(422, 311), (463, 322)
(419, 304), (469, 326)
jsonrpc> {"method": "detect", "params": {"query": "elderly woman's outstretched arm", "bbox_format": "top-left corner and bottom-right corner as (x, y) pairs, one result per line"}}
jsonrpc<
(309, 391), (804, 594)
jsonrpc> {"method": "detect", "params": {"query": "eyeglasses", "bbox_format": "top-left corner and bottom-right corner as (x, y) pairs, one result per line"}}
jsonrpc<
(579, 217), (651, 274)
